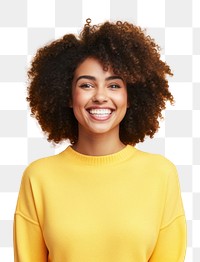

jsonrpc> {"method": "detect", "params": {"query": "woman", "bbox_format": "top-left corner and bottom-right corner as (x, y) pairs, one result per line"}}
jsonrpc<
(14, 19), (187, 261)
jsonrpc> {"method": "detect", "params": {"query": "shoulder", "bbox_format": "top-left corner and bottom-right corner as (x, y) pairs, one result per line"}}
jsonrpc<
(22, 153), (62, 181)
(133, 149), (181, 197)
(134, 148), (178, 178)
(136, 147), (176, 167)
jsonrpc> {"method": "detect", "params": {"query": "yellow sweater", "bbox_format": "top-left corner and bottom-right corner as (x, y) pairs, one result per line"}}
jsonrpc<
(14, 145), (186, 262)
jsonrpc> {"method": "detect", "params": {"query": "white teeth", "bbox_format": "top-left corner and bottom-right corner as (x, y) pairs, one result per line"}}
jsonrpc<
(89, 109), (112, 115)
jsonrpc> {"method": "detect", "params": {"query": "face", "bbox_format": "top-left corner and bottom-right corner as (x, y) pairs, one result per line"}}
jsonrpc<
(72, 57), (128, 138)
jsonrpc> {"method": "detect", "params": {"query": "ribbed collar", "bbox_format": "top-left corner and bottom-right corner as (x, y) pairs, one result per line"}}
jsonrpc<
(60, 145), (137, 166)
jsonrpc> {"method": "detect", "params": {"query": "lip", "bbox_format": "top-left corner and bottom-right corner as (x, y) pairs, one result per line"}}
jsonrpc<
(86, 106), (115, 111)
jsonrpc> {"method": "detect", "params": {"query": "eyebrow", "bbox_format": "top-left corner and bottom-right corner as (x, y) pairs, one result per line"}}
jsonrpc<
(75, 75), (124, 83)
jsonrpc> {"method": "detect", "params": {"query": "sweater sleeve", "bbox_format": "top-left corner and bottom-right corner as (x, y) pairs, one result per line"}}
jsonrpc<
(149, 216), (186, 261)
(149, 160), (187, 262)
(13, 166), (48, 262)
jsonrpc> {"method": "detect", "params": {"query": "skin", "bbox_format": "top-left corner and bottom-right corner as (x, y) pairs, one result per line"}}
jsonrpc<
(71, 57), (128, 156)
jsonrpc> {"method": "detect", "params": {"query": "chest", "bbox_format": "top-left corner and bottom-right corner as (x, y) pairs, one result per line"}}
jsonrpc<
(41, 175), (164, 259)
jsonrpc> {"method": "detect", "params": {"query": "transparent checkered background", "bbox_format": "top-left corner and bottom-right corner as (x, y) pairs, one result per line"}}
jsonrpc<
(0, 0), (199, 261)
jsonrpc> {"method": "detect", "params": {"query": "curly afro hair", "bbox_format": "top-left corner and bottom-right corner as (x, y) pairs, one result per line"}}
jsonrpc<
(27, 18), (174, 145)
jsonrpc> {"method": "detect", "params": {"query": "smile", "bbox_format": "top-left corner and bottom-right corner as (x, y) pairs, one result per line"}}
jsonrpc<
(87, 108), (113, 120)
(89, 108), (112, 115)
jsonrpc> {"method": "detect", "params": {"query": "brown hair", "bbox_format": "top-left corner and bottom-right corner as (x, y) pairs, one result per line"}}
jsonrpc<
(27, 19), (174, 145)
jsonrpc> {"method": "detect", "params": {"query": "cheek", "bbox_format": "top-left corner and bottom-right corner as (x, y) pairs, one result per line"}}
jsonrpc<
(72, 90), (93, 120)
(72, 90), (86, 107)
(115, 91), (128, 107)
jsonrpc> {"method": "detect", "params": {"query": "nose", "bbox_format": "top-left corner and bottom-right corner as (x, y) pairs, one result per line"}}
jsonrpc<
(92, 87), (108, 103)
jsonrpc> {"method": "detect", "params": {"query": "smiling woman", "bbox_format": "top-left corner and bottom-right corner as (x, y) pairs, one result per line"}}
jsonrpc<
(13, 19), (187, 262)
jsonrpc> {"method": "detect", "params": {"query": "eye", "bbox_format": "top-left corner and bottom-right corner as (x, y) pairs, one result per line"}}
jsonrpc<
(79, 83), (93, 89)
(109, 84), (121, 89)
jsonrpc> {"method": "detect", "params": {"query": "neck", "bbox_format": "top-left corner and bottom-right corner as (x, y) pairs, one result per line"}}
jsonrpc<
(72, 132), (126, 156)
